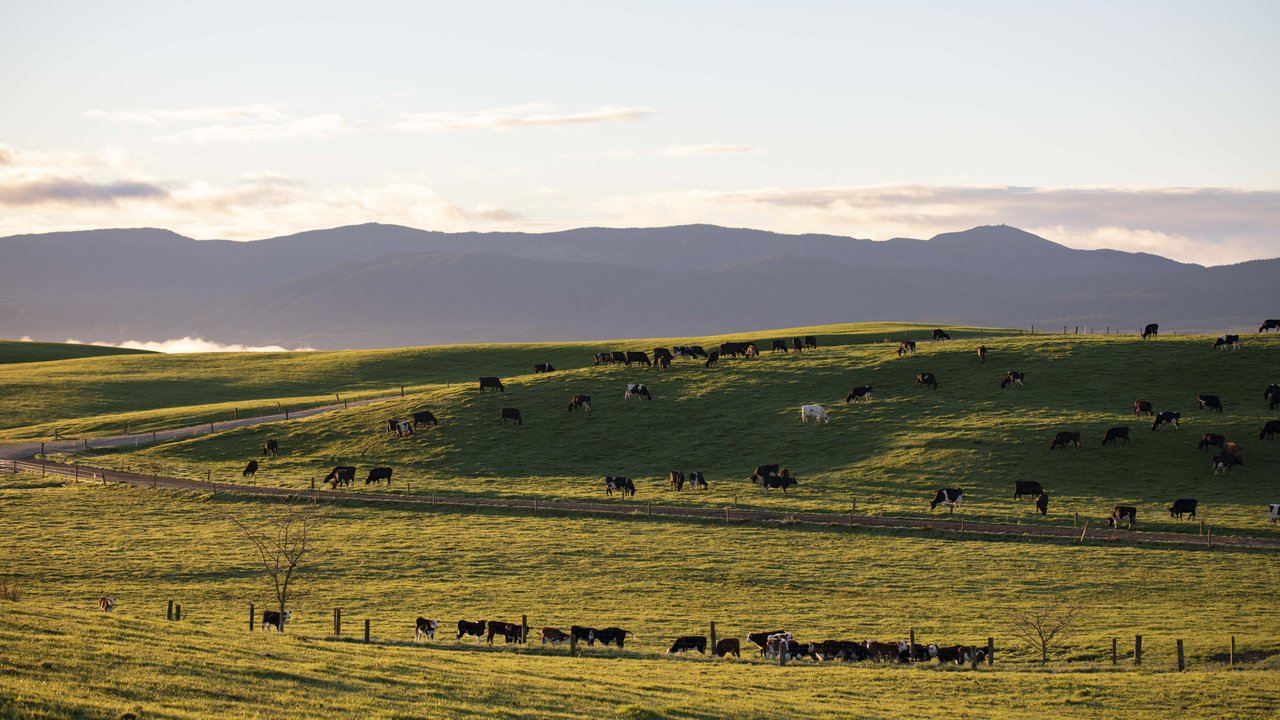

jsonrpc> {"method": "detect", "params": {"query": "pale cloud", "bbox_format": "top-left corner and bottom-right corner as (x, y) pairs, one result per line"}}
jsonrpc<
(392, 103), (655, 133)
(658, 144), (763, 156)
(0, 143), (167, 207)
(68, 337), (316, 353)
(0, 177), (168, 206)
(86, 104), (287, 126)
(155, 114), (351, 144)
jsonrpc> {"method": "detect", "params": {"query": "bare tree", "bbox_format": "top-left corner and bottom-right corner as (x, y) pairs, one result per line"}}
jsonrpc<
(227, 497), (324, 633)
(1005, 601), (1083, 664)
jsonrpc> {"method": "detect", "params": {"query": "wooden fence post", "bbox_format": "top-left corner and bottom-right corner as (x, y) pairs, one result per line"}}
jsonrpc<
(1199, 520), (1205, 536)
(570, 633), (578, 657)
(364, 619), (371, 643)
(970, 644), (979, 669)
(1135, 634), (1143, 665)
(167, 600), (173, 621)
(1177, 639), (1185, 671)
(249, 603), (255, 632)
(334, 608), (341, 637)
(175, 604), (181, 621)
(710, 621), (718, 657)
(1229, 636), (1235, 667)
(987, 637), (994, 666)
(909, 628), (916, 662)
(400, 385), (405, 397)
(1111, 637), (1117, 665)
(522, 614), (528, 643)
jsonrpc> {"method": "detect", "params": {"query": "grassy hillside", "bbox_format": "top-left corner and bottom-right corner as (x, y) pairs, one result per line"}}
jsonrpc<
(0, 476), (1276, 719)
(0, 338), (152, 364)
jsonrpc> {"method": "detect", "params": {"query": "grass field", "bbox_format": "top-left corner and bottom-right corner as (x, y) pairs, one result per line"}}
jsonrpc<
(0, 338), (152, 365)
(1, 475), (1277, 719)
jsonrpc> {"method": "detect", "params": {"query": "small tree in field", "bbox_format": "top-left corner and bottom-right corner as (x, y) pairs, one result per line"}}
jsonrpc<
(1005, 601), (1084, 665)
(227, 497), (324, 633)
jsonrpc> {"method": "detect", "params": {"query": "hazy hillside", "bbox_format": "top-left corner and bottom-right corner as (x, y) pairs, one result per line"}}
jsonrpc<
(0, 338), (154, 364)
(1, 223), (1273, 348)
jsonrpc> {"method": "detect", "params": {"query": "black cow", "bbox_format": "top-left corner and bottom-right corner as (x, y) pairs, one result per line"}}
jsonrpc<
(668, 636), (707, 654)
(750, 464), (780, 483)
(1108, 506), (1137, 529)
(816, 640), (868, 662)
(928, 644), (984, 665)
(771, 339), (788, 353)
(457, 620), (487, 641)
(1197, 394), (1223, 413)
(1212, 453), (1241, 475)
(1168, 498), (1197, 520)
(792, 337), (803, 352)
(324, 466), (355, 489)
(932, 329), (951, 341)
(567, 394), (592, 412)
(916, 372), (938, 389)
(486, 620), (527, 645)
(593, 627), (632, 648)
(655, 354), (671, 369)
(1013, 481), (1042, 500)
(610, 350), (629, 365)
(804, 335), (818, 349)
(414, 617), (441, 641)
(748, 630), (787, 656)
(261, 609), (290, 632)
(626, 351), (651, 367)
(534, 363), (556, 374)
(541, 627), (571, 645)
(1050, 431), (1081, 449)
(845, 386), (872, 403)
(605, 476), (635, 497)
(669, 470), (685, 491)
(243, 460), (258, 478)
(500, 408), (522, 425)
(1141, 323), (1159, 339)
(897, 340), (916, 357)
(624, 383), (651, 400)
(977, 345), (987, 364)
(1213, 335), (1240, 351)
(262, 439), (279, 457)
(1133, 400), (1154, 416)
(1259, 319), (1280, 333)
(365, 467), (392, 485)
(704, 351), (719, 367)
(1260, 420), (1280, 440)
(686, 345), (708, 358)
(1103, 426), (1130, 445)
(1152, 411), (1180, 430)
(688, 471), (707, 490)
(412, 411), (439, 428)
(715, 638), (741, 657)
(1265, 384), (1280, 409)
(1035, 492), (1050, 516)
(929, 488), (964, 512)
(479, 376), (505, 393)
(1001, 371), (1025, 389)
(1199, 433), (1226, 451)
(570, 625), (596, 645)
(761, 475), (797, 492)
(653, 347), (674, 365)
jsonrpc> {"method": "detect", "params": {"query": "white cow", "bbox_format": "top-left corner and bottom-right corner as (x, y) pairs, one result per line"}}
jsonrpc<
(800, 404), (829, 424)
(1270, 504), (1279, 524)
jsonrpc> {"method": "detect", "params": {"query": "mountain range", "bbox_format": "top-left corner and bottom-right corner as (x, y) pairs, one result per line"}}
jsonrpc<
(1, 223), (1274, 348)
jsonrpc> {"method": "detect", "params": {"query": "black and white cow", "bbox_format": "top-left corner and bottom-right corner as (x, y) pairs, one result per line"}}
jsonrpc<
(394, 420), (413, 437)
(1197, 394), (1223, 413)
(1133, 400), (1154, 416)
(1168, 498), (1198, 520)
(479, 376), (505, 393)
(624, 383), (652, 400)
(800, 404), (829, 424)
(1213, 335), (1241, 351)
(1212, 453), (1241, 475)
(570, 625), (596, 645)
(593, 352), (612, 365)
(567, 394), (592, 412)
(668, 635), (707, 654)
(845, 386), (872, 403)
(500, 408), (522, 425)
(365, 467), (392, 485)
(932, 329), (951, 341)
(593, 627), (633, 648)
(457, 620), (487, 641)
(761, 475), (798, 492)
(1141, 323), (1159, 339)
(916, 372), (938, 389)
(977, 345), (987, 364)
(243, 460), (259, 478)
(688, 471), (707, 490)
(1103, 426), (1130, 445)
(1270, 504), (1280, 525)
(750, 464), (780, 483)
(534, 363), (555, 374)
(1050, 431), (1081, 449)
(415, 617), (441, 641)
(1152, 411), (1181, 431)
(1013, 481), (1043, 500)
(748, 630), (788, 656)
(897, 340), (917, 357)
(262, 439), (279, 457)
(412, 410), (439, 428)
(1001, 371), (1025, 389)
(929, 488), (964, 512)
(325, 466), (355, 489)
(1261, 420), (1280, 440)
(1259, 319), (1280, 333)
(605, 476), (635, 497)
(261, 609), (291, 632)
(1108, 506), (1137, 529)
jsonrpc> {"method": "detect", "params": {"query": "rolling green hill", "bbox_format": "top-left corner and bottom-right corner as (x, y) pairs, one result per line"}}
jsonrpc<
(0, 338), (153, 365)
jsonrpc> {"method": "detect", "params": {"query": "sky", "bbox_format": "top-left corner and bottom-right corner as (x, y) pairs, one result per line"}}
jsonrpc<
(1, 0), (1278, 265)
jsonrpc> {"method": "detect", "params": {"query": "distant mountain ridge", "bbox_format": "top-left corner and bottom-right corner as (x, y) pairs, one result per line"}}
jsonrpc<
(1, 223), (1272, 348)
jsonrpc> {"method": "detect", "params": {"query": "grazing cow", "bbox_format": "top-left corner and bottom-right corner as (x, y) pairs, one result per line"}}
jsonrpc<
(928, 644), (984, 665)
(655, 354), (671, 369)
(534, 363), (555, 374)
(261, 609), (291, 632)
(243, 460), (259, 478)
(1013, 481), (1043, 500)
(804, 335), (818, 349)
(1103, 426), (1130, 445)
(365, 467), (392, 485)
(414, 617), (441, 641)
(1265, 384), (1280, 408)
(688, 471), (707, 490)
(688, 345), (708, 358)
(1213, 335), (1241, 351)
(720, 341), (749, 358)
(605, 476), (635, 497)
(385, 418), (401, 433)
(897, 340), (917, 357)
(932, 329), (951, 341)
(1001, 371), (1025, 389)
(324, 466), (355, 489)
(624, 383), (652, 400)
(567, 394), (592, 413)
(916, 372), (938, 389)
(412, 411), (439, 428)
(1133, 400), (1154, 416)
(1168, 498), (1198, 520)
(1108, 506), (1137, 529)
(541, 627), (571, 645)
(98, 596), (116, 612)
(611, 351), (629, 365)
(793, 337), (804, 352)
(668, 636), (707, 654)
(626, 351), (651, 367)
(715, 638), (741, 658)
(977, 345), (987, 364)
(815, 640), (869, 662)
(1270, 504), (1280, 524)
(1035, 492), (1050, 516)
(1197, 394), (1223, 413)
(1141, 323), (1159, 339)
(669, 470), (685, 491)
(1151, 411), (1180, 431)
(767, 635), (816, 662)
(500, 408), (522, 425)
(262, 439), (279, 457)
(479, 376), (505, 392)
(750, 464), (781, 483)
(593, 352), (611, 365)
(394, 420), (413, 437)
(929, 488), (964, 512)
(748, 631), (787, 656)
(570, 625), (597, 645)
(1261, 420), (1280, 440)
(704, 351), (719, 368)
(845, 386), (873, 403)
(771, 339), (789, 353)
(457, 620), (487, 641)
(761, 475), (798, 492)
(1259, 319), (1280, 333)
(653, 347), (674, 362)
(1050, 431), (1081, 449)
(486, 620), (526, 645)
(593, 627), (633, 648)
(1199, 433), (1226, 451)
(800, 404), (829, 424)
(1225, 441), (1243, 463)
(1212, 453), (1241, 475)
(864, 640), (907, 663)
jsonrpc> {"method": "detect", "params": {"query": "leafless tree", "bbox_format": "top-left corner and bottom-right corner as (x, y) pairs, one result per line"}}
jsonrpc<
(1005, 601), (1084, 664)
(227, 497), (324, 633)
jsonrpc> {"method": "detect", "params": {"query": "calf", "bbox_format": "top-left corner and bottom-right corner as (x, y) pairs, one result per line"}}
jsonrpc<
(897, 340), (917, 357)
(804, 335), (818, 349)
(977, 345), (987, 364)
(688, 471), (707, 490)
(668, 635), (707, 654)
(916, 371), (938, 389)
(624, 383), (652, 400)
(1197, 394), (1223, 413)
(929, 488), (964, 512)
(478, 376), (505, 392)
(593, 627), (632, 648)
(1050, 431), (1081, 449)
(800, 404), (829, 424)
(365, 467), (392, 485)
(626, 351), (651, 367)
(771, 339), (789, 353)
(1001, 371), (1025, 389)
(605, 476), (636, 497)
(750, 464), (780, 483)
(1199, 433), (1226, 450)
(1035, 492), (1050, 516)
(261, 609), (291, 632)
(1152, 411), (1180, 431)
(457, 620), (487, 641)
(1013, 480), (1043, 500)
(1141, 323), (1159, 339)
(845, 386), (872, 403)
(541, 627), (571, 645)
(669, 470), (685, 491)
(414, 617), (441, 641)
(1168, 498), (1198, 520)
(1102, 426), (1130, 445)
(1213, 335), (1240, 351)
(1259, 420), (1280, 440)
(262, 439), (279, 457)
(1133, 400), (1154, 416)
(533, 362), (555, 373)
(761, 475), (798, 492)
(715, 638), (741, 657)
(412, 411), (439, 428)
(1108, 506), (1137, 529)
(704, 350), (721, 367)
(500, 408), (522, 425)
(567, 394), (592, 412)
(1212, 453), (1241, 475)
(243, 460), (259, 478)
(324, 466), (355, 489)
(932, 329), (951, 341)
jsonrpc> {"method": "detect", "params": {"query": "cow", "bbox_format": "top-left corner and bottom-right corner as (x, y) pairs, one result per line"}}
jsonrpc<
(605, 476), (635, 497)
(804, 335), (818, 349)
(845, 386), (872, 403)
(262, 439), (279, 457)
(1261, 420), (1280, 440)
(977, 345), (987, 364)
(1270, 504), (1280, 524)
(1141, 323), (1159, 339)
(1168, 498), (1198, 520)
(1259, 319), (1280, 333)
(1265, 384), (1280, 408)
(98, 596), (116, 612)
(567, 394), (592, 412)
(593, 352), (612, 365)
(704, 351), (719, 367)
(916, 372), (938, 389)
(1001, 371), (1025, 389)
(500, 408), (522, 425)
(593, 627), (633, 648)
(800, 404), (829, 424)
(1133, 400), (1154, 416)
(534, 363), (555, 374)
(1035, 492), (1050, 516)
(816, 640), (868, 662)
(1013, 481), (1043, 500)
(479, 376), (505, 393)
(541, 627), (571, 645)
(932, 329), (951, 341)
(653, 348), (674, 366)
(668, 636), (707, 654)
(768, 634), (816, 662)
(687, 345), (708, 358)
(570, 625), (596, 645)
(365, 467), (392, 485)
(385, 418), (402, 433)
(1212, 453), (1241, 475)
(610, 351), (629, 365)
(324, 466), (355, 489)
(720, 341), (749, 358)
(750, 464), (780, 483)
(1152, 411), (1180, 431)
(864, 640), (907, 663)
(715, 638), (741, 658)
(626, 351), (651, 367)
(624, 383), (652, 400)
(928, 644), (984, 665)
(771, 339), (789, 353)
(1213, 335), (1241, 351)
(1197, 394), (1223, 413)
(1108, 506), (1137, 529)
(929, 488), (964, 512)
(761, 475), (798, 492)
(1103, 426), (1130, 445)
(688, 471), (707, 490)
(747, 630), (787, 656)
(412, 411), (439, 428)
(669, 470), (685, 491)
(394, 420), (413, 437)
(1050, 431), (1081, 449)
(414, 617), (441, 641)
(1199, 433), (1226, 451)
(242, 460), (259, 478)
(1225, 441), (1243, 463)
(457, 620), (487, 641)
(655, 354), (671, 370)
(261, 609), (290, 632)
(792, 337), (804, 352)
(897, 340), (917, 357)
(486, 620), (527, 645)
